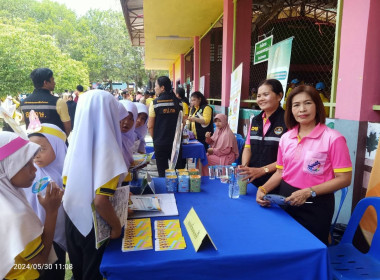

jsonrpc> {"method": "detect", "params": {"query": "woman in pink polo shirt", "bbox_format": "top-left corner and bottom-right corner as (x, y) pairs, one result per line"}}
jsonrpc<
(256, 85), (352, 245)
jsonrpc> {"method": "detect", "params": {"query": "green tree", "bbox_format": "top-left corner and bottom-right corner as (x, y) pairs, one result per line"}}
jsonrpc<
(83, 10), (146, 84)
(0, 0), (149, 91)
(0, 22), (88, 97)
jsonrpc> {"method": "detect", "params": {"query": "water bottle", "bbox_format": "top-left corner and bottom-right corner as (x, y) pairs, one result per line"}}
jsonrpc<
(228, 163), (240, 199)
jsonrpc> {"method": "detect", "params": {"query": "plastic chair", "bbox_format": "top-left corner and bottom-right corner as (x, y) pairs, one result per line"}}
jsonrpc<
(328, 197), (380, 279)
(330, 187), (349, 245)
(234, 133), (245, 165)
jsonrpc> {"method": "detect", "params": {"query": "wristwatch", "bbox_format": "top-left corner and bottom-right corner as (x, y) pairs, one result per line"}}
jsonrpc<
(263, 167), (269, 173)
(310, 187), (317, 198)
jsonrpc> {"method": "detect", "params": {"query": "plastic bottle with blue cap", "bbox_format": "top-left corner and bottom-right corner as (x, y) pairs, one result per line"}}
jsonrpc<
(228, 163), (240, 199)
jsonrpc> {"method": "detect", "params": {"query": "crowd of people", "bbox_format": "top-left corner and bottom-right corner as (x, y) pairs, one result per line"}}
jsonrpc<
(0, 67), (352, 280)
(0, 68), (152, 280)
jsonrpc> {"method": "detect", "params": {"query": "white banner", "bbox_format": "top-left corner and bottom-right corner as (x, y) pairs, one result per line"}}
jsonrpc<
(267, 37), (294, 105)
(199, 76), (205, 94)
(228, 63), (243, 133)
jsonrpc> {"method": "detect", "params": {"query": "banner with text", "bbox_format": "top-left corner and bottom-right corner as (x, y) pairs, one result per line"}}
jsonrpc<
(266, 37), (294, 105)
(228, 63), (243, 134)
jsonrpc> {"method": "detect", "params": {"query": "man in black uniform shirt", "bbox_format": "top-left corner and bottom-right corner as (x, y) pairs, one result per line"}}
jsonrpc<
(21, 68), (71, 136)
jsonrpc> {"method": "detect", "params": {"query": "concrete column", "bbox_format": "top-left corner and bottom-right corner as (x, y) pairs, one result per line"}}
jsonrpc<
(221, 0), (234, 107)
(336, 0), (380, 123)
(335, 0), (380, 216)
(172, 63), (175, 90)
(235, 0), (252, 101)
(180, 54), (185, 85)
(193, 36), (200, 91)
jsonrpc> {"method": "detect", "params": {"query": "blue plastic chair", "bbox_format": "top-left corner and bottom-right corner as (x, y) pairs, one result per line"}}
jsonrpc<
(328, 197), (380, 279)
(234, 133), (245, 165)
(330, 187), (349, 245)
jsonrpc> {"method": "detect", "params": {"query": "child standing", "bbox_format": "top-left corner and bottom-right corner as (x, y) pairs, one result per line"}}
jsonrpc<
(119, 100), (139, 154)
(63, 90), (128, 280)
(24, 123), (67, 279)
(0, 131), (63, 280)
(135, 103), (149, 154)
(117, 101), (135, 169)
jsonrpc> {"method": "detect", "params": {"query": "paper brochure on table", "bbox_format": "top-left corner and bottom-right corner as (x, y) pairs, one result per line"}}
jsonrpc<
(129, 193), (178, 218)
(155, 237), (186, 251)
(122, 218), (153, 252)
(129, 196), (161, 211)
(155, 227), (183, 239)
(154, 220), (181, 230)
(154, 219), (186, 251)
(92, 186), (130, 249)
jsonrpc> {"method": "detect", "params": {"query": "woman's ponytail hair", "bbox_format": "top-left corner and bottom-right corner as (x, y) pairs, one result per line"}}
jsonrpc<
(156, 76), (172, 93)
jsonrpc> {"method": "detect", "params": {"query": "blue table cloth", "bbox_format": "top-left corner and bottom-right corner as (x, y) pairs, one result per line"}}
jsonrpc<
(182, 140), (208, 166)
(101, 178), (331, 280)
(146, 140), (208, 165)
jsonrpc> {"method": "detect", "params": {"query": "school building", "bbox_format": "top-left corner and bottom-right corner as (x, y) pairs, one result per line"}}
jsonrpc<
(120, 0), (380, 225)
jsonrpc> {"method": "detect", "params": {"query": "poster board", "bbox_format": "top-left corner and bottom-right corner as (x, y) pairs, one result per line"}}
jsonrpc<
(228, 63), (243, 133)
(199, 76), (205, 94)
(266, 37), (294, 105)
(169, 111), (183, 169)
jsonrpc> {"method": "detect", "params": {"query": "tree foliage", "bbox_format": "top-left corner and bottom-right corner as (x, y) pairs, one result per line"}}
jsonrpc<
(0, 0), (149, 97)
(0, 22), (89, 95)
(82, 10), (146, 86)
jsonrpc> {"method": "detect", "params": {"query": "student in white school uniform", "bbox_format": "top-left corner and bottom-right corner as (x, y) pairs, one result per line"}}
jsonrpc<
(117, 101), (134, 169)
(63, 90), (128, 280)
(24, 123), (67, 280)
(134, 102), (149, 154)
(0, 131), (63, 280)
(119, 100), (139, 154)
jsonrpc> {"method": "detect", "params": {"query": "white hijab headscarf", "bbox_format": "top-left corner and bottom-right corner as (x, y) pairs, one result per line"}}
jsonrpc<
(24, 123), (67, 251)
(117, 102), (133, 168)
(63, 90), (128, 237)
(134, 102), (148, 153)
(119, 100), (137, 163)
(0, 132), (42, 279)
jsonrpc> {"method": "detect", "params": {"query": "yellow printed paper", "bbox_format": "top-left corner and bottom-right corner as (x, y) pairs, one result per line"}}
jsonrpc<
(155, 237), (186, 251)
(154, 219), (186, 251)
(125, 227), (152, 238)
(127, 218), (151, 229)
(154, 219), (180, 230)
(122, 236), (153, 252)
(155, 228), (182, 239)
(122, 218), (153, 252)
